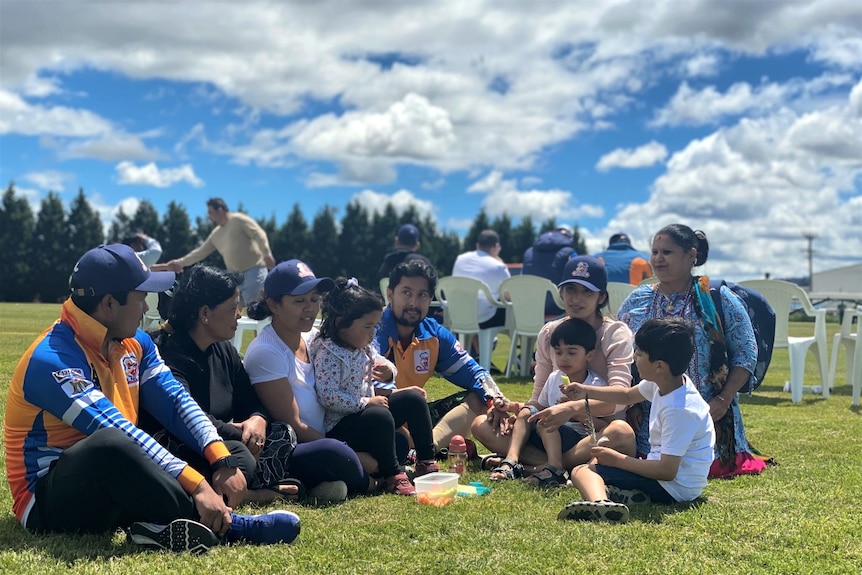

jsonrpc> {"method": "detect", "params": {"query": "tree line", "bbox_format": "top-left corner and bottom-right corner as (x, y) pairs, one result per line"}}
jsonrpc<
(0, 184), (586, 303)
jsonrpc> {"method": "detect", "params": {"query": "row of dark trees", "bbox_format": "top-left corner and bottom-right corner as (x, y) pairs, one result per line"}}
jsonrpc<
(0, 184), (586, 303)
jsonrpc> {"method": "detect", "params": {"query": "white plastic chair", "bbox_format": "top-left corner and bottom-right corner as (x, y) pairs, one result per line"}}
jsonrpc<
(738, 279), (829, 403)
(498, 275), (565, 377)
(141, 292), (162, 330)
(435, 276), (508, 371)
(828, 307), (861, 406)
(606, 282), (636, 319)
(232, 316), (271, 352)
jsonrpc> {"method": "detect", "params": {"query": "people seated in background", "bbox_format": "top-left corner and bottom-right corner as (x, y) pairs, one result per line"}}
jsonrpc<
(555, 318), (715, 524)
(490, 317), (618, 489)
(377, 223), (434, 280)
(451, 229), (511, 368)
(122, 232), (163, 268)
(311, 277), (440, 496)
(592, 232), (652, 285)
(616, 223), (766, 478)
(375, 259), (513, 453)
(147, 264), (313, 505)
(243, 260), (377, 497)
(3, 244), (298, 554)
(522, 225), (576, 316)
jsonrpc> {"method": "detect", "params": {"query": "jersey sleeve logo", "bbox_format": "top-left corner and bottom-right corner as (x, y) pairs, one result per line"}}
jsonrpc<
(122, 353), (140, 387)
(52, 367), (85, 383)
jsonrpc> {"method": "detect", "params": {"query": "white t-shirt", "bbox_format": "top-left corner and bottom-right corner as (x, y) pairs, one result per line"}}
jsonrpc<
(451, 249), (510, 323)
(638, 375), (716, 502)
(243, 324), (326, 435)
(539, 369), (606, 436)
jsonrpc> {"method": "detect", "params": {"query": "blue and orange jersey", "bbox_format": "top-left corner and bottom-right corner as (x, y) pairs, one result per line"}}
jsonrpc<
(373, 307), (489, 399)
(3, 299), (230, 526)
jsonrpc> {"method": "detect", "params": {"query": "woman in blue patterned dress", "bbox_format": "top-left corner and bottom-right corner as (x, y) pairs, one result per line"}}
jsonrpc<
(617, 224), (766, 478)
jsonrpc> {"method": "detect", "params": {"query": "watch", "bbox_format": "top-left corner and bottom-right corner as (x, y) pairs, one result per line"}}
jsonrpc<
(211, 455), (241, 473)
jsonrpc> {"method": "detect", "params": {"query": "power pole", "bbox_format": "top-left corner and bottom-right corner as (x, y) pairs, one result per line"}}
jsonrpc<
(802, 232), (817, 289)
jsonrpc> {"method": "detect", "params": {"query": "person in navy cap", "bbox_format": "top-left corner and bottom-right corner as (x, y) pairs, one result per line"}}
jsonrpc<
(4, 244), (301, 554)
(377, 223), (434, 280)
(592, 232), (653, 285)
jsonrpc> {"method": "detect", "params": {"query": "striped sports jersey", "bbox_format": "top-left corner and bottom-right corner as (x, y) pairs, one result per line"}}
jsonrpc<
(3, 299), (230, 526)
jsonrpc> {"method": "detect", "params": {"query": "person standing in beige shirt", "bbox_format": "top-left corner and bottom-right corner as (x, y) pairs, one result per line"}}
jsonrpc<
(158, 198), (275, 305)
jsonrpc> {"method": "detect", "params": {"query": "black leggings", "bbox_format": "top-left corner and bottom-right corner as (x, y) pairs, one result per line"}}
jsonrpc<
(327, 389), (434, 477)
(28, 427), (195, 533)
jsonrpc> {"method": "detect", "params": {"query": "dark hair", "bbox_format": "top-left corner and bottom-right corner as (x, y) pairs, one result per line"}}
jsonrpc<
(164, 265), (242, 334)
(70, 289), (129, 314)
(550, 317), (597, 351)
(387, 259), (437, 296)
(246, 297), (274, 320)
(319, 278), (384, 348)
(206, 197), (229, 212)
(634, 318), (694, 376)
(476, 229), (500, 250)
(655, 224), (709, 267)
(121, 234), (144, 250)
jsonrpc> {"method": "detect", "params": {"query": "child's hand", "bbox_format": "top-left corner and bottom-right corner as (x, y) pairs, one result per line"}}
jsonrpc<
(367, 396), (389, 408)
(560, 380), (586, 401)
(372, 362), (393, 383)
(590, 445), (624, 467)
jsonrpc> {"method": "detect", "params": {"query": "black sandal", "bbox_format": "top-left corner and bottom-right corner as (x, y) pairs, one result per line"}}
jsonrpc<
(480, 453), (504, 471)
(266, 478), (306, 501)
(489, 458), (523, 481)
(522, 464), (568, 488)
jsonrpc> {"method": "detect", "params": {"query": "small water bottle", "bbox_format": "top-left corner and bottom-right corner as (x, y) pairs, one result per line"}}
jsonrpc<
(447, 435), (468, 476)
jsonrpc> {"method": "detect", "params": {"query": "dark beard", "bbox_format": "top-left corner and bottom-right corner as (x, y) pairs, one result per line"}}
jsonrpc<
(394, 312), (421, 328)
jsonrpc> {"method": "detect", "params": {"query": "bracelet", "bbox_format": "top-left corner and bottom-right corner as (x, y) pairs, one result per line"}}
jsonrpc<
(716, 395), (730, 408)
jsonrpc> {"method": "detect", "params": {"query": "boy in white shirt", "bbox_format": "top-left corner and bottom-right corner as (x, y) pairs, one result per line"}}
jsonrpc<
(547, 318), (715, 523)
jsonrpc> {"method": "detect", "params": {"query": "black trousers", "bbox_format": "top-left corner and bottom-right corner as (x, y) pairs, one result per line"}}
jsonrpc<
(328, 389), (434, 477)
(28, 427), (198, 533)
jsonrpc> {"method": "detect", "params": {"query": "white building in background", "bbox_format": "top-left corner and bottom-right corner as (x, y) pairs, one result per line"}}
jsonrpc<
(811, 263), (862, 304)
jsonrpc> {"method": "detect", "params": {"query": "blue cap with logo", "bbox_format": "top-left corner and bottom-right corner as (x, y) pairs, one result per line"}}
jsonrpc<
(558, 255), (608, 292)
(70, 244), (176, 296)
(397, 223), (420, 245)
(264, 259), (335, 297)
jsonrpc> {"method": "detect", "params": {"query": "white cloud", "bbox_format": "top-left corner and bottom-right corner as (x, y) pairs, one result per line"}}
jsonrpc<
(115, 162), (204, 188)
(596, 141), (669, 171)
(681, 53), (721, 77)
(21, 170), (72, 192)
(0, 88), (112, 136)
(350, 189), (436, 221)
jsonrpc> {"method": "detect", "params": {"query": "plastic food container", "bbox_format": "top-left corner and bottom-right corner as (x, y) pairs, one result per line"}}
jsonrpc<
(414, 472), (459, 506)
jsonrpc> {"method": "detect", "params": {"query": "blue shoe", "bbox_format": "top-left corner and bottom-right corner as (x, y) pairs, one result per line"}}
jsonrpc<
(129, 518), (218, 554)
(225, 510), (301, 545)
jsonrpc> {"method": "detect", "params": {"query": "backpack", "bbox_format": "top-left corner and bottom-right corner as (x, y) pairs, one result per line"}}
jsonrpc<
(709, 279), (776, 393)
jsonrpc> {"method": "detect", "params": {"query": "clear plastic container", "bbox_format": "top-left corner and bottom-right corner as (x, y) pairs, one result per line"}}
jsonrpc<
(415, 472), (459, 506)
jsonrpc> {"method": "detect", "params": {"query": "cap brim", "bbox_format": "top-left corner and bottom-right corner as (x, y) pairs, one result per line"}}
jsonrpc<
(557, 278), (601, 292)
(291, 277), (335, 295)
(135, 271), (176, 293)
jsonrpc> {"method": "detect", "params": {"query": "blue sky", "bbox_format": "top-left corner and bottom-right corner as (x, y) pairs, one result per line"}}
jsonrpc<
(1, 1), (860, 282)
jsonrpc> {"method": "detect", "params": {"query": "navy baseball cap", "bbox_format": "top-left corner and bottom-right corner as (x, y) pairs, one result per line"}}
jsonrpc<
(558, 255), (608, 292)
(70, 244), (175, 296)
(264, 259), (335, 298)
(397, 223), (420, 245)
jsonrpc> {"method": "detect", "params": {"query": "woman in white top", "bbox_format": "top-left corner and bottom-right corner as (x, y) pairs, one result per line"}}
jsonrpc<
(244, 259), (373, 495)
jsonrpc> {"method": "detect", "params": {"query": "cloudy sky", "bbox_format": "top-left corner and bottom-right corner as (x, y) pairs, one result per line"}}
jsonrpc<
(1, 0), (860, 281)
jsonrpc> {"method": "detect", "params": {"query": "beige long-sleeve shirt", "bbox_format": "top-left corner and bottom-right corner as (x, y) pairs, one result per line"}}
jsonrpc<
(177, 212), (273, 272)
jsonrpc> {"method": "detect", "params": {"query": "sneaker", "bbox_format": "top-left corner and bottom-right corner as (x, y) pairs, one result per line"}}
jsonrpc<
(606, 484), (651, 506)
(414, 460), (440, 477)
(224, 510), (301, 545)
(128, 518), (218, 554)
(383, 472), (416, 496)
(308, 480), (348, 503)
(557, 500), (629, 524)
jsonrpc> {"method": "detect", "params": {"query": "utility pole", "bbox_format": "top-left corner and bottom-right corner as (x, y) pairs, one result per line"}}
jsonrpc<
(802, 232), (817, 289)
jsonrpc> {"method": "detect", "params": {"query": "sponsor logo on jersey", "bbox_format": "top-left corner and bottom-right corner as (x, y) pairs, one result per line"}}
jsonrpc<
(61, 377), (93, 397)
(51, 367), (85, 383)
(122, 353), (140, 387)
(414, 349), (430, 374)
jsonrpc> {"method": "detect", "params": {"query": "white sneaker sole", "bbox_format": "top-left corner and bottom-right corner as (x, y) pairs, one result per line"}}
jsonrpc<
(129, 518), (218, 554)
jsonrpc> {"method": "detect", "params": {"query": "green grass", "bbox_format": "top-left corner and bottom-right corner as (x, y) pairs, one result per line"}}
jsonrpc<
(1, 303), (860, 574)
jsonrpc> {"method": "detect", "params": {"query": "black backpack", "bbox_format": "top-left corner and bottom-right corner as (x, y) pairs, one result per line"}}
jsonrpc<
(709, 279), (776, 393)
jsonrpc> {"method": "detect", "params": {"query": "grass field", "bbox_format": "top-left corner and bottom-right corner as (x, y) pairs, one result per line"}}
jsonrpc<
(0, 302), (860, 574)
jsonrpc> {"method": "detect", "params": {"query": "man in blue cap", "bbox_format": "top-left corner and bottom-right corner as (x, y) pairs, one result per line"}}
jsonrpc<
(4, 244), (300, 553)
(377, 223), (434, 280)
